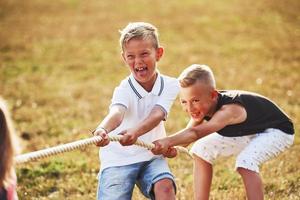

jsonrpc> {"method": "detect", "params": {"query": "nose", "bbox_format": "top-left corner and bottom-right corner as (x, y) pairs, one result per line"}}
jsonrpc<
(134, 56), (143, 66)
(186, 102), (196, 113)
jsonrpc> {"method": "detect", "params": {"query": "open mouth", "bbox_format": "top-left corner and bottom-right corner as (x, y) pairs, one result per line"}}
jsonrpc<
(135, 66), (148, 72)
(134, 66), (148, 78)
(190, 112), (203, 119)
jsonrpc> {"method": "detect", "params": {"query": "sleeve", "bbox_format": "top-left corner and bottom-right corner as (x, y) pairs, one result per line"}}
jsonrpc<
(156, 78), (180, 118)
(109, 84), (129, 109)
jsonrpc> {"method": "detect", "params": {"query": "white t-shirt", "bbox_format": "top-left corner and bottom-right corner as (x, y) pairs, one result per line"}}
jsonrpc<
(99, 72), (179, 171)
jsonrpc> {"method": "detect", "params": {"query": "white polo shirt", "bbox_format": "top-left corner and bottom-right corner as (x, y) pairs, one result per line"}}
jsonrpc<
(99, 72), (179, 171)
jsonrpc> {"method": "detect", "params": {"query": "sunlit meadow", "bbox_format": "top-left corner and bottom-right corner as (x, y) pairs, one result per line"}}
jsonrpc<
(0, 0), (299, 199)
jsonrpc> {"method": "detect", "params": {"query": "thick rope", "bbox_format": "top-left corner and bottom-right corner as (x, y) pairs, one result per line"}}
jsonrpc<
(15, 135), (192, 164)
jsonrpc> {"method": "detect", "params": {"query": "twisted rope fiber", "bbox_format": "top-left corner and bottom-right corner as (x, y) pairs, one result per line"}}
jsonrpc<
(15, 135), (192, 164)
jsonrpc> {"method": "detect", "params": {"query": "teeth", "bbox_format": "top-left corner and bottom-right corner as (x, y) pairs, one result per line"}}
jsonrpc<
(135, 66), (147, 71)
(191, 113), (200, 118)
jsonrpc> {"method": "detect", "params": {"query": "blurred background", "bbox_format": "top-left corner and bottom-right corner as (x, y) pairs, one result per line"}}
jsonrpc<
(0, 0), (299, 199)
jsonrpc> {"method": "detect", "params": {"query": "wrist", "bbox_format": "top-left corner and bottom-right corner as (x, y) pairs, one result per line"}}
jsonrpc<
(131, 128), (142, 137)
(166, 137), (174, 147)
(95, 126), (108, 135)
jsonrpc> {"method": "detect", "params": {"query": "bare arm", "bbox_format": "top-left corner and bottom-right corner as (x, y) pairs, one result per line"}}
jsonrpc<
(93, 105), (126, 146)
(119, 105), (165, 145)
(97, 105), (126, 132)
(152, 104), (246, 154)
(178, 118), (204, 147)
(169, 104), (247, 146)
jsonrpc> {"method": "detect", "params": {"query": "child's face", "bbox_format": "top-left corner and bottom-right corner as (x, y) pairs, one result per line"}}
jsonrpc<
(180, 81), (217, 122)
(122, 38), (163, 90)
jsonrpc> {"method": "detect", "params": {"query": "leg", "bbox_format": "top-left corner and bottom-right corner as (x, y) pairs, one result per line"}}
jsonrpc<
(137, 157), (176, 200)
(97, 164), (140, 200)
(194, 155), (213, 200)
(191, 133), (251, 199)
(235, 129), (294, 200)
(237, 167), (263, 200)
(153, 178), (175, 200)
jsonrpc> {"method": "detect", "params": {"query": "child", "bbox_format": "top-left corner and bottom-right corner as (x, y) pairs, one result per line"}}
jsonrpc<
(0, 97), (19, 200)
(151, 64), (294, 200)
(93, 22), (179, 200)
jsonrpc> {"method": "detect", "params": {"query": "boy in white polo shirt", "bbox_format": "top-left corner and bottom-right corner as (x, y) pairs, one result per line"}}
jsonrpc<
(93, 22), (179, 200)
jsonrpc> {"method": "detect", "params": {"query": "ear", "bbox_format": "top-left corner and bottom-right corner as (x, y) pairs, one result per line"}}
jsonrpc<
(211, 90), (218, 100)
(156, 47), (164, 61)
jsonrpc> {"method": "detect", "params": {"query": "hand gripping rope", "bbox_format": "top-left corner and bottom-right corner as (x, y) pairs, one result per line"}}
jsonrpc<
(15, 135), (192, 164)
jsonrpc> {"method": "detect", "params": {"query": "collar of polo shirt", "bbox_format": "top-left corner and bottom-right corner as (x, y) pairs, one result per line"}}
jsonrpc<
(128, 72), (164, 99)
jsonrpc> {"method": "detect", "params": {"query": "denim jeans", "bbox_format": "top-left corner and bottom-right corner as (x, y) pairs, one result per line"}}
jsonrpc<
(97, 157), (176, 200)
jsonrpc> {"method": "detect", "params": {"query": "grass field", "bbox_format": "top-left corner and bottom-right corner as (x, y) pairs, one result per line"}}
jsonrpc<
(1, 0), (299, 199)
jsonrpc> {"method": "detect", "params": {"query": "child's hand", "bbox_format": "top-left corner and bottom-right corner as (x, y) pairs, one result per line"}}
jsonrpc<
(119, 129), (138, 146)
(163, 147), (178, 158)
(92, 128), (110, 147)
(151, 138), (171, 155)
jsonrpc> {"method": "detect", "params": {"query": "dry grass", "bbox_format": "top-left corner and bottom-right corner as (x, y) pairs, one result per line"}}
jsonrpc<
(0, 0), (299, 199)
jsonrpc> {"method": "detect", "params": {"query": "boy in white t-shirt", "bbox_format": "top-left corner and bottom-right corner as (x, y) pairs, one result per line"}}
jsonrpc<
(93, 22), (179, 200)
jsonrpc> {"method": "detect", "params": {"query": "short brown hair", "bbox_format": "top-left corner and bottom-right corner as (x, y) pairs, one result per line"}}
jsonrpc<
(178, 64), (216, 88)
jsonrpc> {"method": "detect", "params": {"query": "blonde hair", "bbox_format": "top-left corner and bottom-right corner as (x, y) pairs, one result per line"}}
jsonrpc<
(178, 64), (216, 88)
(119, 22), (160, 50)
(0, 98), (19, 188)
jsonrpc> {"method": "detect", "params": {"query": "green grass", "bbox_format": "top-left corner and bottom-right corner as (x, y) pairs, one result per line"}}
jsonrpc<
(1, 0), (299, 199)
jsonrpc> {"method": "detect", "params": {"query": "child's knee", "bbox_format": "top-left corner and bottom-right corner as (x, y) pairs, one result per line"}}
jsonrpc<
(153, 178), (175, 195)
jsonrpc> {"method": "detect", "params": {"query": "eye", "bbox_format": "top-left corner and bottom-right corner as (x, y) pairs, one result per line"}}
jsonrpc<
(127, 55), (134, 59)
(141, 52), (149, 57)
(181, 100), (187, 105)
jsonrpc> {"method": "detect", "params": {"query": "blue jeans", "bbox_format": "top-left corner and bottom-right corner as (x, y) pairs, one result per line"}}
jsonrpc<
(97, 157), (176, 200)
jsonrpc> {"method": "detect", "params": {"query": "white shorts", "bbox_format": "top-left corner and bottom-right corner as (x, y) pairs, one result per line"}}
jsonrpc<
(190, 128), (294, 173)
